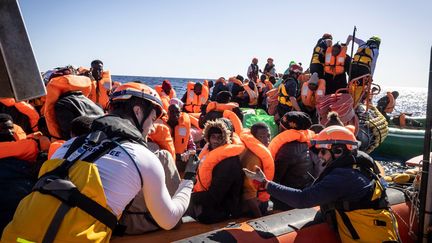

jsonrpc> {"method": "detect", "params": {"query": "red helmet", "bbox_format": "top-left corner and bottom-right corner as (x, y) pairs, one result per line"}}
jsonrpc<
(289, 63), (303, 74)
(110, 82), (164, 118)
(311, 125), (358, 150)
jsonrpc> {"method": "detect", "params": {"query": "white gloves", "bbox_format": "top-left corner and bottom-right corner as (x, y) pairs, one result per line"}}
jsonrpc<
(243, 166), (268, 183)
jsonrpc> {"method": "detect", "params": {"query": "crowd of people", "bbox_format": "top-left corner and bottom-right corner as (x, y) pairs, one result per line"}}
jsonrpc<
(0, 33), (403, 243)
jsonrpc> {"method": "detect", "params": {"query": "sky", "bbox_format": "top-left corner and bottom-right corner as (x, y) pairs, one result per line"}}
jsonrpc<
(18, 0), (432, 88)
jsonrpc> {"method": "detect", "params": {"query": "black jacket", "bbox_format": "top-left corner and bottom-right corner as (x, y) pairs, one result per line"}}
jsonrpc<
(54, 91), (104, 139)
(191, 155), (243, 224)
(272, 141), (314, 210)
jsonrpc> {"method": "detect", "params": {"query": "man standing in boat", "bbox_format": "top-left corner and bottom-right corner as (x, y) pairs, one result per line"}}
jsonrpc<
(244, 125), (401, 242)
(247, 57), (260, 82)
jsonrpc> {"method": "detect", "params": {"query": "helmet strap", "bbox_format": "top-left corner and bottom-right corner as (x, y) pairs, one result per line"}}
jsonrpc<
(132, 108), (145, 133)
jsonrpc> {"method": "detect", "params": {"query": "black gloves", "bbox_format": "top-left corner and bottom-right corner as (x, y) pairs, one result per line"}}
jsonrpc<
(183, 154), (200, 184)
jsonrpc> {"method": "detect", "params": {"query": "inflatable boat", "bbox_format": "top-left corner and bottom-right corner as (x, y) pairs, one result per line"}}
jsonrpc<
(111, 188), (414, 243)
(372, 117), (425, 161)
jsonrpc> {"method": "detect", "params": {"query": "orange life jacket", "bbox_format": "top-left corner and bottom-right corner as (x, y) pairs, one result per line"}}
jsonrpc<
(184, 82), (209, 113)
(187, 113), (201, 130)
(194, 143), (245, 192)
(170, 112), (191, 154)
(244, 82), (259, 105)
(266, 88), (279, 115)
(268, 129), (315, 159)
(13, 124), (27, 141)
(44, 75), (92, 139)
(223, 110), (243, 134)
(0, 139), (38, 162)
(298, 73), (311, 84)
(88, 70), (112, 109)
(154, 85), (177, 99)
(324, 46), (347, 76)
(264, 80), (274, 90)
(239, 131), (274, 202)
(155, 85), (177, 112)
(206, 101), (239, 113)
(301, 79), (326, 109)
(148, 123), (176, 160)
(0, 98), (40, 132)
(384, 92), (395, 113)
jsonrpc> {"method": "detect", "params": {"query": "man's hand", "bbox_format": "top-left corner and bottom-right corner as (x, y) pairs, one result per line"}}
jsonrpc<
(184, 154), (200, 183)
(243, 165), (267, 183)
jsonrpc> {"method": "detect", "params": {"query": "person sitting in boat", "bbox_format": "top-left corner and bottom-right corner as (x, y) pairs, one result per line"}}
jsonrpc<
(181, 81), (209, 113)
(210, 77), (229, 101)
(229, 75), (249, 107)
(0, 98), (40, 134)
(239, 122), (274, 217)
(243, 79), (259, 108)
(244, 125), (401, 243)
(165, 104), (197, 174)
(309, 33), (333, 80)
(199, 91), (244, 135)
(44, 73), (104, 140)
(188, 118), (245, 224)
(78, 59), (112, 110)
(346, 35), (381, 80)
(300, 72), (326, 123)
(276, 63), (303, 123)
(2, 82), (195, 242)
(377, 91), (399, 122)
(268, 111), (315, 210)
(155, 79), (177, 112)
(323, 42), (351, 95)
(247, 57), (260, 82)
(206, 91), (243, 121)
(0, 114), (43, 233)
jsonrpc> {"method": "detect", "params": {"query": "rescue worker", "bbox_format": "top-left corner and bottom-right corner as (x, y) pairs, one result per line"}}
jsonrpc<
(181, 82), (209, 113)
(268, 111), (315, 210)
(377, 91), (399, 122)
(323, 42), (351, 95)
(85, 60), (112, 109)
(309, 33), (333, 79)
(166, 104), (196, 173)
(240, 123), (274, 217)
(247, 57), (260, 82)
(188, 118), (245, 224)
(244, 125), (401, 243)
(2, 82), (195, 242)
(276, 63), (303, 122)
(300, 72), (326, 123)
(263, 58), (276, 77)
(346, 35), (381, 80)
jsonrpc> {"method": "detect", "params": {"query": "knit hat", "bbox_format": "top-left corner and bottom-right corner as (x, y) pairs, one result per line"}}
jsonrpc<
(280, 111), (312, 130)
(162, 80), (172, 90)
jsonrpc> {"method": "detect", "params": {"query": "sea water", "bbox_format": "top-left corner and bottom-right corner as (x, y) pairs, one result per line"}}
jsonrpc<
(112, 75), (428, 174)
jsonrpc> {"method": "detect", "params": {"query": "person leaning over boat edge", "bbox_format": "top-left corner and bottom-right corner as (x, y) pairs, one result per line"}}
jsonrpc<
(244, 125), (401, 243)
(1, 82), (196, 243)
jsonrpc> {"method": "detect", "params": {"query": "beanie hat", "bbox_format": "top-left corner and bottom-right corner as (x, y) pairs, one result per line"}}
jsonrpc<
(162, 80), (172, 90)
